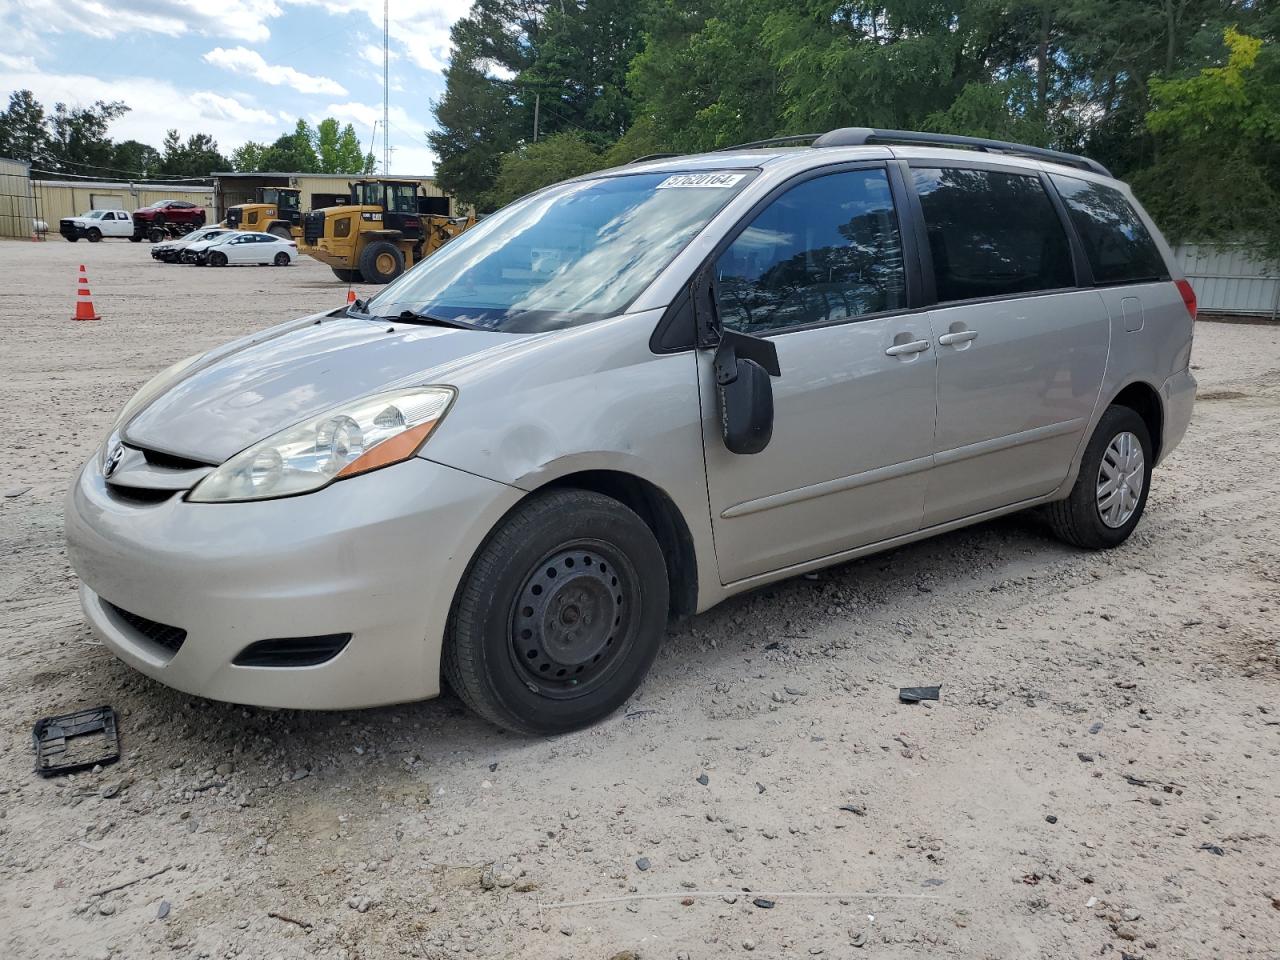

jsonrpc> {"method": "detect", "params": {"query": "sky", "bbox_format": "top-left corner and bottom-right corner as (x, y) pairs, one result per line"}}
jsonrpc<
(0, 0), (475, 175)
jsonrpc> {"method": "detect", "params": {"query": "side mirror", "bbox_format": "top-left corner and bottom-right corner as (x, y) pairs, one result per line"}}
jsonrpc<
(714, 330), (781, 455)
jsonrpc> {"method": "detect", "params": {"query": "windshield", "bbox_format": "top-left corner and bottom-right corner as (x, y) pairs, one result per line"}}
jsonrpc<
(83, 210), (105, 219)
(364, 170), (755, 332)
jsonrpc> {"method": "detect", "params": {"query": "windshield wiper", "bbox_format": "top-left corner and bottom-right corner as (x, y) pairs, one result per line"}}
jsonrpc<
(383, 309), (481, 330)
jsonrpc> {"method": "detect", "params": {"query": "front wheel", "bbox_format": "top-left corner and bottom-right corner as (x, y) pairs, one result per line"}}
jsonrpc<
(148, 227), (166, 243)
(444, 489), (670, 735)
(208, 251), (227, 267)
(86, 228), (102, 242)
(358, 240), (405, 284)
(1044, 405), (1153, 549)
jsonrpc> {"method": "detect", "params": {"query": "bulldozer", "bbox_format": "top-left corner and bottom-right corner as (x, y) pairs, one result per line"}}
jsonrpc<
(224, 187), (302, 239)
(298, 178), (475, 284)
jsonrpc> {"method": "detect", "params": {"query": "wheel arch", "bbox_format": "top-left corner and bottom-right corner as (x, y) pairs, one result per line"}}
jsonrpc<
(1108, 380), (1164, 463)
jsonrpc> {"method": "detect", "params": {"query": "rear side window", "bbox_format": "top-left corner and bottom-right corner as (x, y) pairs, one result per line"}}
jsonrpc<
(913, 168), (1074, 303)
(715, 168), (906, 334)
(1050, 175), (1168, 285)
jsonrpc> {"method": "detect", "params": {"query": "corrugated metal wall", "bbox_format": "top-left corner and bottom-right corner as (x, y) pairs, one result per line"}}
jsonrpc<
(1173, 244), (1280, 319)
(0, 157), (37, 239)
(32, 181), (214, 224)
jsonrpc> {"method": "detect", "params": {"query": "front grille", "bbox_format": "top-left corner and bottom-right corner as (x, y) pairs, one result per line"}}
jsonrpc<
(103, 601), (187, 653)
(303, 210), (325, 244)
(140, 447), (213, 470)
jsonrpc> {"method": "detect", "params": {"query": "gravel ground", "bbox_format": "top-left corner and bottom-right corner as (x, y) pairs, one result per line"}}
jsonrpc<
(1, 238), (1278, 960)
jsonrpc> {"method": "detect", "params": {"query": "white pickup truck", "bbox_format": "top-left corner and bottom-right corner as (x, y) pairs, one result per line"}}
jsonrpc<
(59, 210), (137, 242)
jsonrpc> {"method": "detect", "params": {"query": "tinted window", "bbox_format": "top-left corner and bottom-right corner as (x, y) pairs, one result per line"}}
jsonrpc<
(715, 169), (905, 334)
(1050, 175), (1167, 285)
(914, 168), (1074, 302)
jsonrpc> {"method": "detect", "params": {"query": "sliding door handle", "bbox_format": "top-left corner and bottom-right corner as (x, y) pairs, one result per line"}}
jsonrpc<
(885, 339), (931, 357)
(938, 329), (979, 346)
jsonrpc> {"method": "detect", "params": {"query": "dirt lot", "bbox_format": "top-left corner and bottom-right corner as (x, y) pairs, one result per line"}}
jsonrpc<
(1, 238), (1277, 960)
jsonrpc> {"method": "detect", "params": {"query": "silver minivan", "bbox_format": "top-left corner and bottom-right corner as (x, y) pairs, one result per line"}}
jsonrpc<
(66, 128), (1197, 734)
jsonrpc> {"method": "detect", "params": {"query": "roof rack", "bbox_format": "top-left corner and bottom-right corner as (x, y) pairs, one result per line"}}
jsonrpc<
(813, 128), (1111, 176)
(712, 127), (1111, 177)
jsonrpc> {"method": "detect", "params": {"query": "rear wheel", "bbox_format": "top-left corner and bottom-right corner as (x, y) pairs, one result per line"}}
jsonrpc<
(129, 235), (141, 243)
(208, 251), (227, 267)
(148, 227), (166, 243)
(1044, 405), (1152, 549)
(444, 489), (669, 735)
(273, 251), (290, 266)
(86, 228), (102, 242)
(331, 268), (363, 283)
(358, 240), (405, 284)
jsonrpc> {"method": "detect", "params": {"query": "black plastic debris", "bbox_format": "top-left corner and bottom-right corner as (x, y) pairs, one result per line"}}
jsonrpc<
(752, 897), (775, 909)
(33, 706), (120, 776)
(1199, 843), (1225, 856)
(696, 772), (709, 786)
(899, 686), (941, 704)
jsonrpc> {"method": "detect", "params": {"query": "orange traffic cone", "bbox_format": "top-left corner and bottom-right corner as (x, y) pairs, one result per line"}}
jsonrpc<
(346, 288), (357, 304)
(73, 264), (100, 321)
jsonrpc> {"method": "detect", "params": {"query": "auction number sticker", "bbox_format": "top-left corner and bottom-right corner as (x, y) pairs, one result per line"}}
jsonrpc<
(655, 172), (747, 189)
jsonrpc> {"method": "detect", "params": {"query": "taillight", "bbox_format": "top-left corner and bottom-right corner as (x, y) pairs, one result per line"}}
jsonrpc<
(1175, 279), (1197, 320)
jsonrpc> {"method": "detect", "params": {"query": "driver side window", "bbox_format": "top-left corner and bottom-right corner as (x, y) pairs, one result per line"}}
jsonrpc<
(715, 168), (906, 334)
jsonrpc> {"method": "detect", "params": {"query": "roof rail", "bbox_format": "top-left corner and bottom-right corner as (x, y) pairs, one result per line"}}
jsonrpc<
(811, 127), (1111, 176)
(627, 153), (681, 164)
(713, 134), (821, 152)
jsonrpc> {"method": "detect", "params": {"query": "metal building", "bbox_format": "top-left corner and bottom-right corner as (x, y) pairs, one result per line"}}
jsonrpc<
(0, 157), (39, 239)
(211, 172), (451, 222)
(30, 179), (214, 224)
(1173, 243), (1280, 319)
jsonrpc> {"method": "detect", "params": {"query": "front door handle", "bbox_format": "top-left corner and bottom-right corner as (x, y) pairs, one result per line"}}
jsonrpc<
(938, 329), (979, 346)
(885, 339), (931, 357)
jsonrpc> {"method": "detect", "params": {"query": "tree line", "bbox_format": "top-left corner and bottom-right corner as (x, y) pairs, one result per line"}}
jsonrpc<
(0, 92), (375, 180)
(430, 0), (1280, 255)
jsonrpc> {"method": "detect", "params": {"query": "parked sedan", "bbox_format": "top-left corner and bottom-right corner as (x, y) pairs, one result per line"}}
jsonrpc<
(200, 231), (297, 267)
(152, 227), (231, 263)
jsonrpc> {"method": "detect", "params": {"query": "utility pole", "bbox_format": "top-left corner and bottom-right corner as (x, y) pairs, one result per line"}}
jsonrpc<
(533, 92), (540, 143)
(383, 0), (390, 174)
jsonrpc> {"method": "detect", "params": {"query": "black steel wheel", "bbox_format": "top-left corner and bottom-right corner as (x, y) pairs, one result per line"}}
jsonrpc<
(444, 489), (669, 735)
(86, 228), (102, 242)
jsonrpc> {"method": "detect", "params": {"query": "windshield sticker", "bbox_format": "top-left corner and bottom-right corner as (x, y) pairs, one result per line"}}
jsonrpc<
(655, 172), (747, 189)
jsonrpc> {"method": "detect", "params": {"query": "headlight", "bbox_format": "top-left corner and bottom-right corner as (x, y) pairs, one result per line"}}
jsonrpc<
(187, 387), (455, 503)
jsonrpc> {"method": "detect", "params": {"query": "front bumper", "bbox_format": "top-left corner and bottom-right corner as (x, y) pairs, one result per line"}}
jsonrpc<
(66, 455), (522, 709)
(1158, 367), (1197, 464)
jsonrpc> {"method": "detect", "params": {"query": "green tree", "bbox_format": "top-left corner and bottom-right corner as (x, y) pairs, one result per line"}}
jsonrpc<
(110, 139), (161, 178)
(1130, 27), (1280, 257)
(157, 130), (228, 178)
(45, 99), (129, 178)
(480, 131), (604, 209)
(315, 118), (369, 174)
(230, 140), (268, 172)
(0, 90), (49, 166)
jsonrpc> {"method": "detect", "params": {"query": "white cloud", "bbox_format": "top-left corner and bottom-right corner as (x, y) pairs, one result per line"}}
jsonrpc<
(8, 0), (283, 43)
(284, 0), (472, 75)
(0, 53), (38, 71)
(0, 68), (288, 159)
(322, 101), (436, 174)
(203, 46), (347, 96)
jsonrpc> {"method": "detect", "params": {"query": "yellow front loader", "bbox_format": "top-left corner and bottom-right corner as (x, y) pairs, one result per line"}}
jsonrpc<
(298, 179), (474, 284)
(223, 187), (302, 239)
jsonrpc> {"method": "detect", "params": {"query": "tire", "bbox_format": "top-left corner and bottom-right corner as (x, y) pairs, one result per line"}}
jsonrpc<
(358, 240), (405, 284)
(129, 235), (141, 243)
(273, 252), (289, 266)
(209, 251), (227, 267)
(148, 227), (166, 243)
(444, 489), (670, 735)
(1044, 405), (1153, 550)
(87, 228), (102, 242)
(331, 267), (363, 283)
(268, 224), (292, 240)
(65, 236), (78, 243)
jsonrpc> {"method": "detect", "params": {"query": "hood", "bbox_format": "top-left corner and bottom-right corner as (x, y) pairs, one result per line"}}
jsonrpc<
(123, 314), (526, 462)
